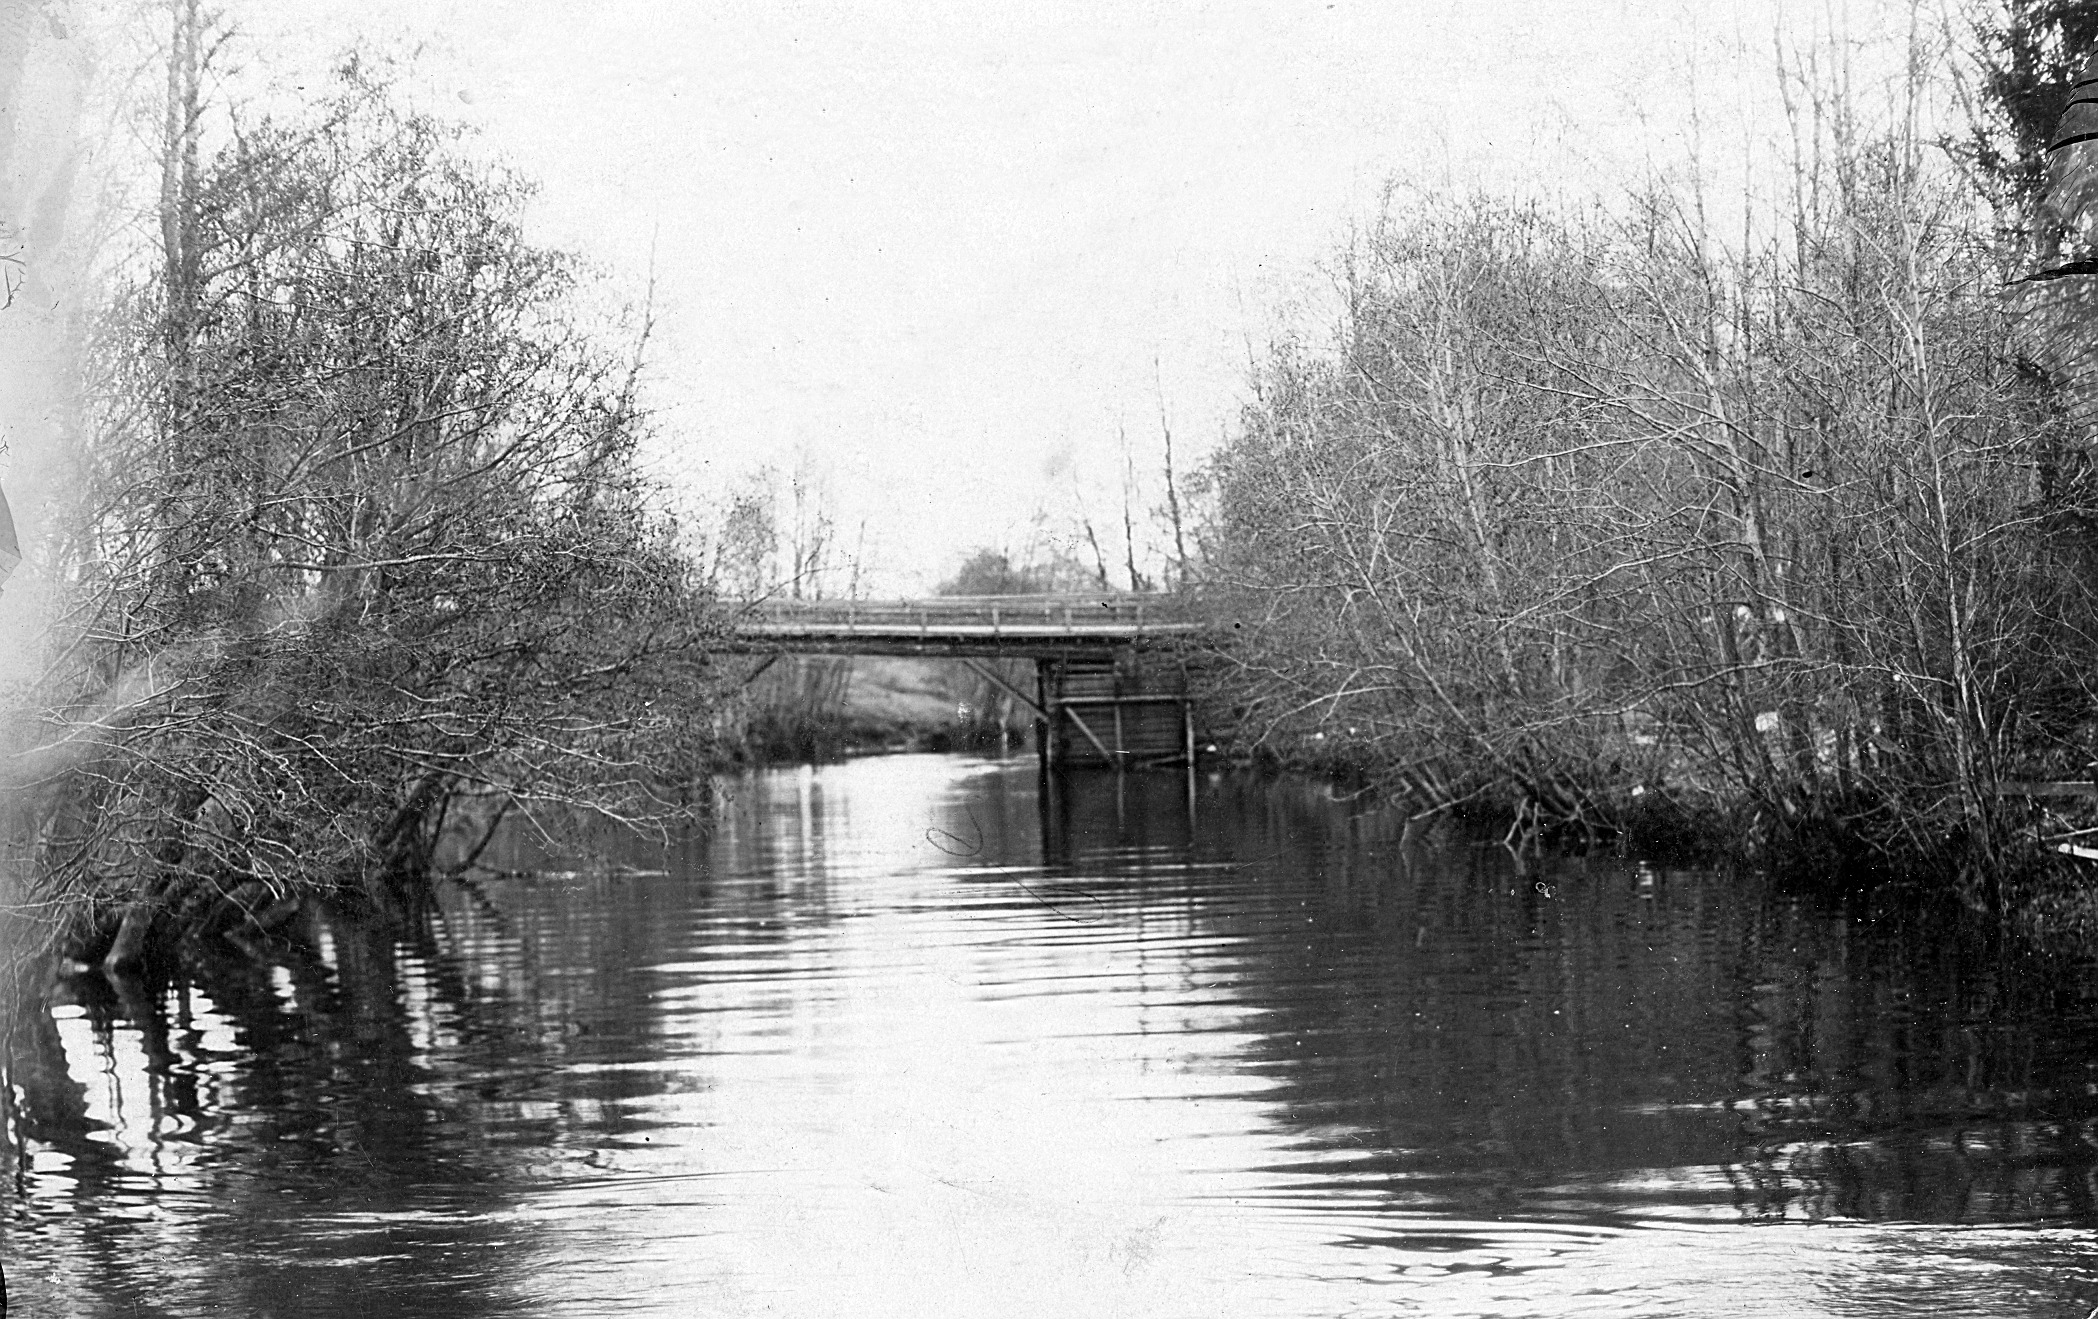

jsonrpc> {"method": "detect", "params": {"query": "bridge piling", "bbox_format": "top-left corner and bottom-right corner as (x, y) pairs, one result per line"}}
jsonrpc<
(1037, 654), (1193, 770)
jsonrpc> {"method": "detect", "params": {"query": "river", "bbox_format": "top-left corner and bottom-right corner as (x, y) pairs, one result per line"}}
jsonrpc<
(6, 754), (2098, 1316)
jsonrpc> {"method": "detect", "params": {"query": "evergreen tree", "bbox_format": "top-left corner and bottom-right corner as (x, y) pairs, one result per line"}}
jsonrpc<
(1971, 0), (2098, 245)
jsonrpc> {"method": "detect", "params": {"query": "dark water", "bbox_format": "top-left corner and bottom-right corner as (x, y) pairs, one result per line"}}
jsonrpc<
(7, 754), (2098, 1316)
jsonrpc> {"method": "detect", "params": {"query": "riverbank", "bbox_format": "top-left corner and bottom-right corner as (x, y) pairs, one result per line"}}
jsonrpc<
(1190, 699), (2098, 945)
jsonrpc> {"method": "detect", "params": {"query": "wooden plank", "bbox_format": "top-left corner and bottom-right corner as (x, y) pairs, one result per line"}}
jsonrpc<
(959, 658), (1047, 721)
(1995, 780), (2098, 798)
(738, 623), (1204, 640)
(1062, 706), (1120, 764)
(739, 594), (1202, 645)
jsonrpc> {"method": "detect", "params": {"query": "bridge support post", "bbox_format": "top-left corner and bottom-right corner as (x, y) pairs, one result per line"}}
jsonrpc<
(1035, 661), (1050, 774)
(1037, 653), (1195, 772)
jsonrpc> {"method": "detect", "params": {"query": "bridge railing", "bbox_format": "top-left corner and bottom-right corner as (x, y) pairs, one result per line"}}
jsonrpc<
(737, 593), (1200, 637)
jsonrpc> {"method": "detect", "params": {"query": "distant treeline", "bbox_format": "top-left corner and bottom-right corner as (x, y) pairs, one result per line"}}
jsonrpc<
(1194, 17), (2098, 898)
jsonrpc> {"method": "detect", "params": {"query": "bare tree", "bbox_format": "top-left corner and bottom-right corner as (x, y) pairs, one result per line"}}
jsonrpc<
(713, 469), (780, 601)
(1203, 29), (2085, 880)
(1155, 364), (1193, 589)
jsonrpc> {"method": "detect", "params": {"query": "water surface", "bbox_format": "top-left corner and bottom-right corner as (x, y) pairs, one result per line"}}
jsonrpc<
(7, 755), (2098, 1316)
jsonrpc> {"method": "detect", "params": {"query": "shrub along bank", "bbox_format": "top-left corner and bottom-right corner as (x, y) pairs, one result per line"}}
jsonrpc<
(1195, 43), (2098, 910)
(9, 47), (728, 978)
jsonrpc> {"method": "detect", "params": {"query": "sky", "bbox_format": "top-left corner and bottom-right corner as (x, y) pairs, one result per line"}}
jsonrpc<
(79, 0), (1874, 592)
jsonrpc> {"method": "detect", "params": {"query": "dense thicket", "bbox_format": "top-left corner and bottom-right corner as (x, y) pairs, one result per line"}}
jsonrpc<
(10, 48), (726, 967)
(1203, 83), (2098, 881)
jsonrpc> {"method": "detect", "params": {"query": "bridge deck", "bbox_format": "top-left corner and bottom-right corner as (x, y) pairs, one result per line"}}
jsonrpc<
(730, 594), (1204, 657)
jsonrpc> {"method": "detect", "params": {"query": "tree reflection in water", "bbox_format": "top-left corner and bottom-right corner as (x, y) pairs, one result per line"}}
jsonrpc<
(0, 758), (2094, 1317)
(2, 898), (559, 1318)
(1043, 768), (2098, 1231)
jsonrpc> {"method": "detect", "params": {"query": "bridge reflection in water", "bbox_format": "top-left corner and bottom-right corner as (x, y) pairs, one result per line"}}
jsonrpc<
(10, 758), (2098, 1316)
(734, 594), (1210, 769)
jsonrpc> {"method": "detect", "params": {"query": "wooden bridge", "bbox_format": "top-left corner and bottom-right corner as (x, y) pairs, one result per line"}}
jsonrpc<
(731, 595), (1208, 769)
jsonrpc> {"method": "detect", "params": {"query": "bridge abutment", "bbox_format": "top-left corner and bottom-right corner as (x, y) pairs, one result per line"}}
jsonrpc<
(1036, 652), (1194, 770)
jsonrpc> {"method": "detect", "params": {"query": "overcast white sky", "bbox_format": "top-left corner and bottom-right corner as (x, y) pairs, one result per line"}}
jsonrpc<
(155, 0), (1871, 590)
